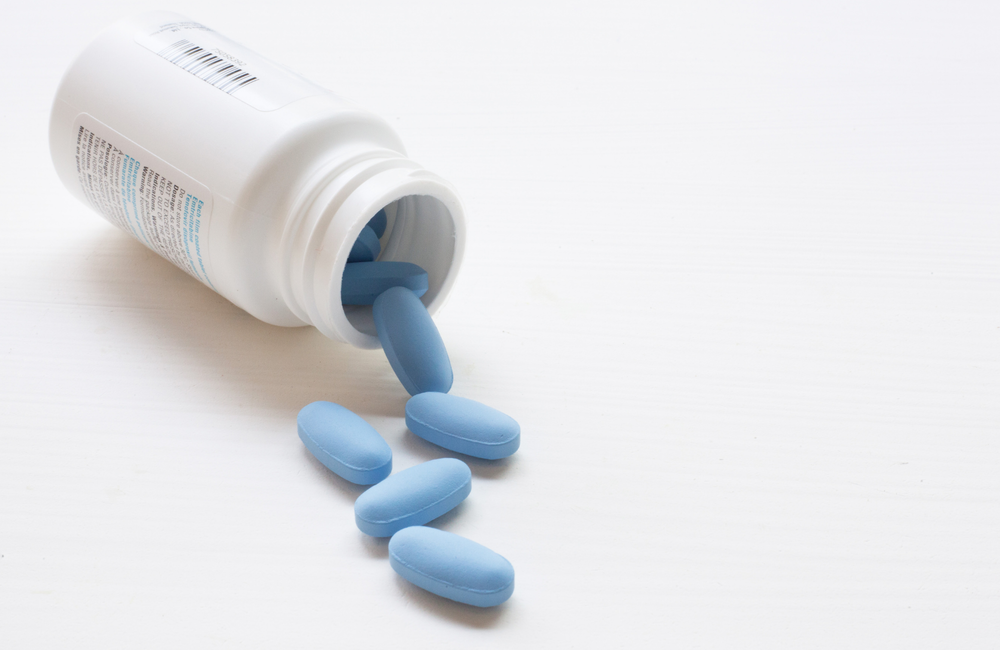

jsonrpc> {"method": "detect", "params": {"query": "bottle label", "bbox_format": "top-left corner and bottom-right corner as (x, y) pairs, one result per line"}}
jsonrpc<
(135, 20), (327, 111)
(73, 113), (215, 289)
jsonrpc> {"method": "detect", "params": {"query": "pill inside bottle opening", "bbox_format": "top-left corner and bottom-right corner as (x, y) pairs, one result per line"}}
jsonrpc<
(340, 196), (458, 338)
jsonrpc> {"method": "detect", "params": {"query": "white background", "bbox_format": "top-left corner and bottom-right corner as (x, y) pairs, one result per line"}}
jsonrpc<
(2, 1), (998, 647)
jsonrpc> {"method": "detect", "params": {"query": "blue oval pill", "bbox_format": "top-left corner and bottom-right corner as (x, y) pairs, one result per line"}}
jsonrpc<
(389, 526), (514, 607)
(373, 286), (453, 396)
(297, 401), (392, 485)
(355, 458), (471, 537)
(347, 225), (381, 263)
(406, 393), (520, 460)
(367, 208), (388, 238)
(341, 261), (428, 306)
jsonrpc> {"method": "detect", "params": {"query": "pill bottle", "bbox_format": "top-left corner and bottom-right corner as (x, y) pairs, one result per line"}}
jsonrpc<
(49, 11), (465, 349)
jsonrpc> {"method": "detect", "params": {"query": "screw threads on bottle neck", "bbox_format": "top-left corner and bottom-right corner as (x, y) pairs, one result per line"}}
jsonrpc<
(281, 152), (466, 348)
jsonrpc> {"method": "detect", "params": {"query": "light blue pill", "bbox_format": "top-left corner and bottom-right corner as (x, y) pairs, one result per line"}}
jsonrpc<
(389, 526), (514, 607)
(297, 401), (392, 485)
(367, 208), (388, 238)
(355, 458), (471, 537)
(347, 226), (381, 263)
(341, 261), (428, 306)
(406, 393), (520, 460)
(373, 286), (453, 396)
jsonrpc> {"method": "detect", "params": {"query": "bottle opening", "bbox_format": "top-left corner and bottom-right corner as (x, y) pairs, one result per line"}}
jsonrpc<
(343, 194), (458, 337)
(285, 154), (465, 348)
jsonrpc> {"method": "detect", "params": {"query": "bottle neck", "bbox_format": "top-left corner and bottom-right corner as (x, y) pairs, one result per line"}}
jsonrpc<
(280, 150), (466, 348)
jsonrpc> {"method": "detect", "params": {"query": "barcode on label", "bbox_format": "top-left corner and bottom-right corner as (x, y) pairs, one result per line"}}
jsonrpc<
(156, 39), (258, 94)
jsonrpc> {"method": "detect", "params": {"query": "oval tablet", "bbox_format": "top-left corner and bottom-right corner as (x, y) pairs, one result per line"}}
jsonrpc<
(355, 458), (471, 537)
(406, 393), (520, 460)
(373, 286), (453, 396)
(367, 208), (388, 238)
(347, 225), (381, 263)
(341, 261), (428, 306)
(297, 401), (392, 485)
(389, 526), (514, 607)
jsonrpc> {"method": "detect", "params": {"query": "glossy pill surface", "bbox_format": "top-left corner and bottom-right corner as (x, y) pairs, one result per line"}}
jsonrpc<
(341, 261), (428, 305)
(297, 401), (392, 484)
(355, 458), (471, 537)
(373, 286), (453, 395)
(406, 393), (520, 459)
(347, 225), (381, 263)
(389, 526), (515, 607)
(367, 208), (388, 238)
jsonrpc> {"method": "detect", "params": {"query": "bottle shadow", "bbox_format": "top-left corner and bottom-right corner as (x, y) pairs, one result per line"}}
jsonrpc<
(74, 230), (411, 421)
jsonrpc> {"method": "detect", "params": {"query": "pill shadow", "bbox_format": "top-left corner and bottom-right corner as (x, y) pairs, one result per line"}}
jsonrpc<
(73, 231), (414, 421)
(300, 447), (370, 502)
(359, 535), (389, 559)
(399, 431), (516, 480)
(392, 574), (511, 628)
(356, 502), (467, 560)
(426, 501), (466, 528)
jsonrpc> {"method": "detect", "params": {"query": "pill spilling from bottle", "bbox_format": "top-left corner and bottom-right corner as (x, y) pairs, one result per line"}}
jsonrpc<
(296, 223), (519, 607)
(297, 401), (393, 485)
(354, 458), (471, 538)
(373, 286), (454, 396)
(389, 526), (515, 608)
(406, 392), (521, 460)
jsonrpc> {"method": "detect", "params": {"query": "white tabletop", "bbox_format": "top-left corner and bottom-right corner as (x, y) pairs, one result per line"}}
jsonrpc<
(2, 1), (998, 647)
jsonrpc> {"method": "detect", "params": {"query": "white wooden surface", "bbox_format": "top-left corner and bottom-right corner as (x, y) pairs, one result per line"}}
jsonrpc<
(2, 1), (998, 647)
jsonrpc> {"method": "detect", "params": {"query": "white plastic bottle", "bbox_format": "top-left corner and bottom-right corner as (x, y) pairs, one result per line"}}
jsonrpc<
(50, 11), (465, 349)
